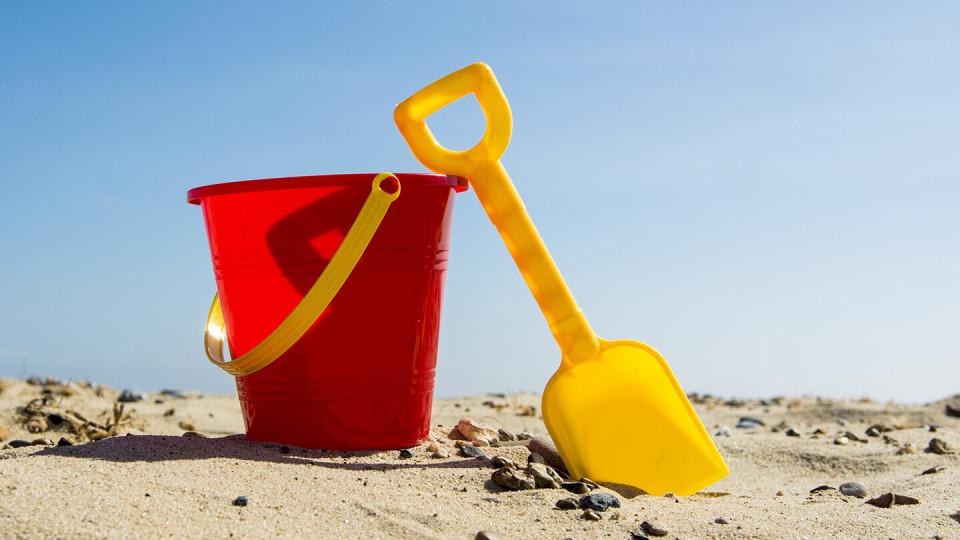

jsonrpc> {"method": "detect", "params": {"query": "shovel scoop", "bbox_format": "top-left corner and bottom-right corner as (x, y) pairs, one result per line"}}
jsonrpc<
(394, 63), (728, 496)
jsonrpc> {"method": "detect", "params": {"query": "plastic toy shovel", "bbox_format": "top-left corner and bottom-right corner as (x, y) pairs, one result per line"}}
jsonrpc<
(394, 63), (728, 496)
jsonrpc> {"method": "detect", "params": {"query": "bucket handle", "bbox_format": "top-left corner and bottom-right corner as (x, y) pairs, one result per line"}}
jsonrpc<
(203, 173), (402, 377)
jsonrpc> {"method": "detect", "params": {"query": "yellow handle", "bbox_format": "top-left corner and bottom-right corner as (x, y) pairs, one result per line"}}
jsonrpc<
(395, 63), (600, 366)
(204, 173), (401, 377)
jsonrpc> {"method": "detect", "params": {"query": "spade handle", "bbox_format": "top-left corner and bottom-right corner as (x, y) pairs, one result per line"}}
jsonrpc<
(394, 62), (600, 365)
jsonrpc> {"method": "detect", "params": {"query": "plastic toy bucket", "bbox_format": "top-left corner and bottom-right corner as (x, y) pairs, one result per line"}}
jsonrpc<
(187, 173), (467, 449)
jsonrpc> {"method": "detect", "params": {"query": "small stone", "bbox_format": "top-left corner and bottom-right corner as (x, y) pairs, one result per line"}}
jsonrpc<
(160, 389), (186, 399)
(57, 437), (73, 447)
(426, 441), (440, 453)
(25, 417), (47, 433)
(882, 435), (899, 445)
(945, 403), (960, 418)
(181, 431), (206, 438)
(30, 438), (54, 446)
(896, 443), (916, 455)
(491, 456), (518, 469)
(118, 390), (142, 403)
(517, 431), (533, 440)
(562, 482), (592, 494)
(516, 404), (537, 417)
(528, 436), (567, 473)
(556, 497), (579, 510)
(399, 449), (413, 459)
(491, 467), (535, 490)
(865, 427), (881, 437)
(839, 482), (867, 498)
(927, 438), (954, 455)
(843, 431), (868, 443)
(810, 485), (836, 493)
(430, 449), (449, 459)
(736, 417), (764, 429)
(776, 490), (784, 496)
(640, 520), (669, 537)
(715, 427), (731, 437)
(580, 509), (602, 521)
(497, 428), (516, 442)
(867, 423), (892, 434)
(458, 444), (486, 458)
(527, 452), (545, 465)
(579, 492), (621, 511)
(921, 465), (945, 475)
(812, 428), (826, 435)
(178, 421), (196, 431)
(526, 462), (563, 489)
(715, 517), (729, 524)
(232, 496), (248, 507)
(8, 440), (32, 448)
(785, 428), (801, 437)
(865, 492), (920, 508)
(456, 417), (499, 446)
(834, 436), (850, 445)
(163, 408), (175, 417)
(837, 417), (849, 426)
(474, 532), (502, 540)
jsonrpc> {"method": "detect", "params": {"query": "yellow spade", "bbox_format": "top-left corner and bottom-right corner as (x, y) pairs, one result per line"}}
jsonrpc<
(395, 63), (728, 496)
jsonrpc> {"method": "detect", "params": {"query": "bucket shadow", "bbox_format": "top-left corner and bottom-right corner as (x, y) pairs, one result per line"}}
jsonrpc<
(32, 435), (495, 473)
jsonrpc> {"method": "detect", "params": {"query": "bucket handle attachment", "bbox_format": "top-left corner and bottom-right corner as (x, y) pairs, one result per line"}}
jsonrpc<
(203, 173), (401, 377)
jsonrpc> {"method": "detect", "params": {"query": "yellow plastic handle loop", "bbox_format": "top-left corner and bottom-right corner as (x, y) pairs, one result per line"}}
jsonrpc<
(203, 173), (401, 377)
(394, 62), (512, 178)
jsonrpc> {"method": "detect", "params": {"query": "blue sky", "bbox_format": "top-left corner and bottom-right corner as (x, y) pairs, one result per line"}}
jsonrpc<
(1, 2), (957, 402)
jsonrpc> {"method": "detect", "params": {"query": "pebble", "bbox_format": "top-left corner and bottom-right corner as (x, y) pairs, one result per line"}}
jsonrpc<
(181, 431), (206, 438)
(896, 443), (917, 455)
(25, 417), (47, 433)
(399, 449), (413, 459)
(580, 509), (602, 521)
(562, 482), (593, 494)
(640, 520), (669, 537)
(497, 428), (516, 442)
(579, 492), (621, 511)
(526, 462), (563, 489)
(946, 403), (960, 418)
(629, 534), (651, 540)
(865, 492), (920, 508)
(837, 417), (849, 426)
(927, 438), (954, 455)
(474, 532), (502, 540)
(458, 444), (486, 458)
(491, 467), (535, 490)
(517, 431), (533, 440)
(921, 465), (945, 475)
(785, 428), (801, 437)
(57, 437), (73, 447)
(528, 437), (567, 473)
(556, 497), (579, 510)
(178, 421), (196, 431)
(715, 517), (729, 525)
(426, 441), (440, 453)
(834, 436), (850, 446)
(431, 449), (449, 459)
(232, 496), (248, 507)
(839, 481), (867, 498)
(736, 417), (765, 429)
(843, 431), (868, 443)
(456, 417), (499, 447)
(8, 440), (32, 448)
(163, 409), (175, 417)
(31, 438), (54, 446)
(776, 490), (784, 496)
(527, 452), (546, 465)
(715, 427), (731, 437)
(865, 427), (881, 437)
(117, 390), (143, 403)
(810, 485), (835, 493)
(160, 389), (186, 399)
(491, 456), (518, 469)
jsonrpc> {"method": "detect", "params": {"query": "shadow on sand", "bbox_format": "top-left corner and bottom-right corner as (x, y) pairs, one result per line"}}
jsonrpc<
(31, 434), (494, 473)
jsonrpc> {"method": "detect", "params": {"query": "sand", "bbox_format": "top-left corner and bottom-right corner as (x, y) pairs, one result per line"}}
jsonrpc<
(0, 378), (958, 539)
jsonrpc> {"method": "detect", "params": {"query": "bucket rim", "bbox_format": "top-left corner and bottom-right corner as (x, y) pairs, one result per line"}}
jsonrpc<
(187, 172), (468, 204)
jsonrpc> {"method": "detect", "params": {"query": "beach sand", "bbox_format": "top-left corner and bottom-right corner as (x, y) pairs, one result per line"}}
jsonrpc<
(1, 377), (957, 539)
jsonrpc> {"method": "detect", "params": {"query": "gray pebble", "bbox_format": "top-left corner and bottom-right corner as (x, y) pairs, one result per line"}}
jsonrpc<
(579, 492), (621, 511)
(398, 449), (413, 459)
(491, 455), (518, 469)
(556, 497), (579, 510)
(562, 482), (592, 494)
(232, 496), (248, 507)
(715, 517), (729, 524)
(927, 438), (954, 455)
(785, 428), (801, 437)
(491, 467), (535, 491)
(56, 437), (73, 447)
(474, 532), (502, 540)
(8, 440), (31, 448)
(736, 417), (764, 429)
(458, 444), (486, 458)
(517, 431), (533, 440)
(497, 428), (516, 442)
(839, 481), (867, 498)
(640, 520), (669, 537)
(118, 389), (143, 403)
(527, 451), (545, 465)
(527, 436), (567, 473)
(526, 462), (563, 489)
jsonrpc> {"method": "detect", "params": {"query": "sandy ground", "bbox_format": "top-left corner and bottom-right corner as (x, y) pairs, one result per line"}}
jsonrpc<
(1, 377), (958, 539)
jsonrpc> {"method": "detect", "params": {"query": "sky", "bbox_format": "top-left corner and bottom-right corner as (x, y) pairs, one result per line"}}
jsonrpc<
(1, 2), (957, 403)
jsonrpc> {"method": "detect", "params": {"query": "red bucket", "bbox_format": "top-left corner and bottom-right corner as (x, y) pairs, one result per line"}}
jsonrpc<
(187, 173), (467, 449)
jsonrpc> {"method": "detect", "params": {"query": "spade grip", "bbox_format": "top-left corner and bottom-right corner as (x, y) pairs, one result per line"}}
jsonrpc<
(395, 63), (600, 366)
